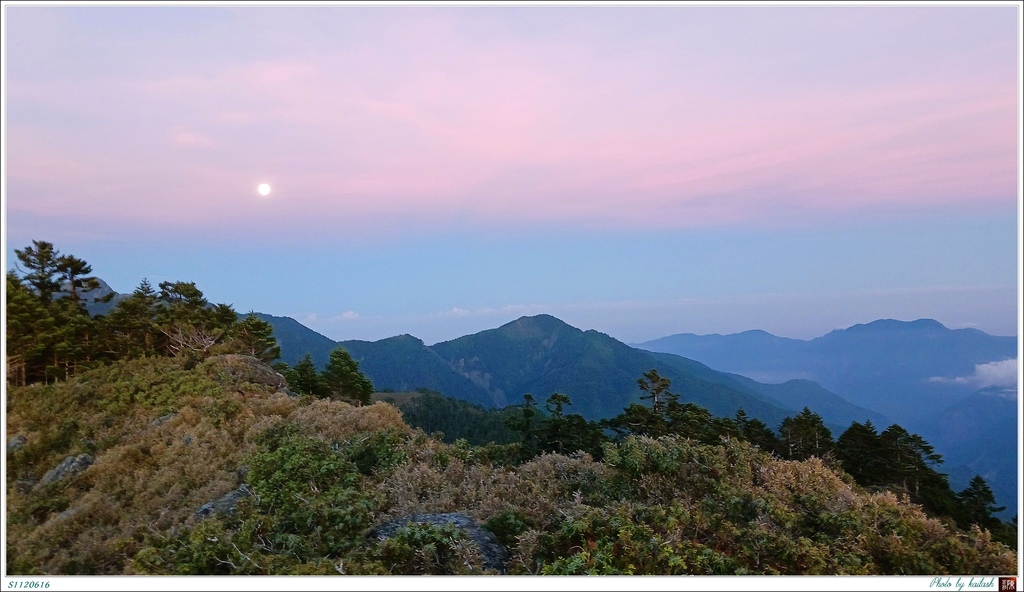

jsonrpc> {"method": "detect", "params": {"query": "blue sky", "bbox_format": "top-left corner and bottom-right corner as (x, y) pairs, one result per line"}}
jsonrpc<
(3, 5), (1020, 344)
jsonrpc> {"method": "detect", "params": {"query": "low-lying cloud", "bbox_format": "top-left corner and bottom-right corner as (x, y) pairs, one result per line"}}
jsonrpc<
(930, 358), (1018, 390)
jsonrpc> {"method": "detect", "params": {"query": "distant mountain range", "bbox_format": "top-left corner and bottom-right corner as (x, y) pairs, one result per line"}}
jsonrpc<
(633, 319), (1017, 424)
(635, 319), (1018, 518)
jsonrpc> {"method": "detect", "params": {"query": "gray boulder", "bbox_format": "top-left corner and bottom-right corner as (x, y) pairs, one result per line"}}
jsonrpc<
(37, 454), (93, 488)
(368, 512), (509, 573)
(205, 354), (288, 392)
(195, 484), (252, 519)
(7, 434), (27, 452)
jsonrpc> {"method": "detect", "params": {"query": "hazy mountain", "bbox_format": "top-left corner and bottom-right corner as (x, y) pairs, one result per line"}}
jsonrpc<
(918, 386), (1019, 519)
(70, 278), (128, 316)
(734, 378), (888, 431)
(636, 319), (1019, 517)
(635, 319), (1017, 422)
(647, 351), (888, 432)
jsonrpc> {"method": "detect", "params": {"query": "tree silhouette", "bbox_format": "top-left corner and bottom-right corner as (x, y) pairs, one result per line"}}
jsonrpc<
(322, 347), (374, 405)
(778, 408), (834, 460)
(14, 240), (62, 303)
(957, 475), (1005, 531)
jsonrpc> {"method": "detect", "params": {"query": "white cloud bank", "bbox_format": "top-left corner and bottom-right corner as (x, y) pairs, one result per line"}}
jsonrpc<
(930, 358), (1018, 392)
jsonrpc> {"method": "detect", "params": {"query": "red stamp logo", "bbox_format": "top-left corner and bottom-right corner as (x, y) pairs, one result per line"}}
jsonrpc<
(1000, 577), (1017, 592)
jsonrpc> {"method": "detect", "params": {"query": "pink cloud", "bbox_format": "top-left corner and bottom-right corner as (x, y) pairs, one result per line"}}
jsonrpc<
(171, 130), (218, 148)
(5, 8), (1018, 238)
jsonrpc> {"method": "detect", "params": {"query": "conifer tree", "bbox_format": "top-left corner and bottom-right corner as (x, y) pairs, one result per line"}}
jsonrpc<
(605, 370), (680, 438)
(47, 295), (96, 380)
(100, 279), (161, 359)
(232, 313), (281, 363)
(957, 475), (1005, 531)
(665, 401), (721, 444)
(5, 271), (55, 385)
(534, 393), (605, 456)
(734, 409), (782, 454)
(603, 402), (664, 438)
(155, 281), (234, 360)
(285, 354), (326, 397)
(878, 424), (943, 494)
(638, 369), (677, 415)
(506, 393), (540, 455)
(778, 407), (834, 460)
(837, 421), (885, 486)
(14, 240), (62, 303)
(55, 254), (100, 302)
(322, 347), (374, 405)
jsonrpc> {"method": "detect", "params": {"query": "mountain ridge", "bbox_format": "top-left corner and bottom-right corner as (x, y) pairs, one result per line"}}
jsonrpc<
(257, 312), (890, 431)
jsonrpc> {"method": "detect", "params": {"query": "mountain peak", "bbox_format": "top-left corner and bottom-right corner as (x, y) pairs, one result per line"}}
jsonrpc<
(839, 318), (947, 334)
(500, 314), (576, 335)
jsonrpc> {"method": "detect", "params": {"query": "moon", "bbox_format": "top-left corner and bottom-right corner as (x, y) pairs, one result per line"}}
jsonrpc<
(257, 183), (271, 196)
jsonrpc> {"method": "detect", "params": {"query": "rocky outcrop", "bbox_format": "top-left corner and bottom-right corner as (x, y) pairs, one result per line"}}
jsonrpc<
(194, 484), (252, 519)
(205, 354), (289, 392)
(7, 434), (28, 452)
(37, 454), (93, 488)
(368, 512), (509, 573)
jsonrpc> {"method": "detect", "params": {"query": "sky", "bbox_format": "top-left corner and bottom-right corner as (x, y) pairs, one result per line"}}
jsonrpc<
(3, 4), (1021, 346)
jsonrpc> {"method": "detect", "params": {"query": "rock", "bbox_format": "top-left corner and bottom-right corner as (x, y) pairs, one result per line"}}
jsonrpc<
(205, 354), (288, 392)
(37, 454), (93, 488)
(7, 434), (27, 452)
(15, 480), (35, 494)
(150, 413), (175, 427)
(195, 484), (252, 519)
(368, 512), (509, 573)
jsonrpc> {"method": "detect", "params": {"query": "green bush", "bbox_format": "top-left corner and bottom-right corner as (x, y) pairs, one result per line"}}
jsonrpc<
(485, 509), (535, 548)
(375, 522), (474, 575)
(340, 430), (407, 476)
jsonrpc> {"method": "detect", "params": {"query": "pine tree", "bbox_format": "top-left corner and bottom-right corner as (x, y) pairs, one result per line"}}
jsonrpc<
(603, 402), (664, 438)
(665, 401), (721, 444)
(321, 347), (374, 405)
(285, 354), (326, 397)
(605, 370), (681, 438)
(506, 393), (540, 455)
(155, 281), (234, 360)
(232, 313), (281, 363)
(5, 271), (56, 385)
(638, 369), (677, 416)
(957, 475), (1005, 531)
(14, 240), (62, 303)
(837, 421), (885, 486)
(536, 393), (604, 456)
(47, 296), (96, 380)
(55, 254), (100, 303)
(878, 424), (942, 494)
(778, 407), (834, 460)
(873, 424), (958, 519)
(734, 409), (781, 454)
(99, 279), (160, 359)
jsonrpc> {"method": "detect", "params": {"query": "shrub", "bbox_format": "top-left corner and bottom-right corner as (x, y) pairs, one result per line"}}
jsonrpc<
(374, 522), (480, 575)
